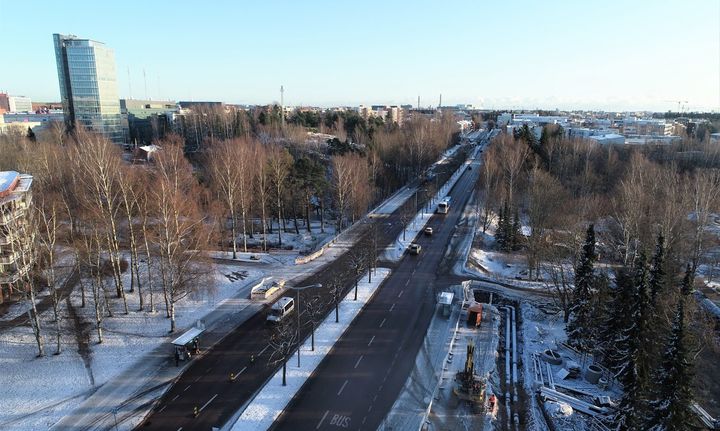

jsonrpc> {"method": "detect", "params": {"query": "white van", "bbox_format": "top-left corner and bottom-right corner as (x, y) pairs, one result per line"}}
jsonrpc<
(266, 297), (295, 323)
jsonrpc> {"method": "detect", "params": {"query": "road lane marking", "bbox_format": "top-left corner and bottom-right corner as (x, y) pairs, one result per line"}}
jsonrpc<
(368, 335), (376, 347)
(398, 290), (404, 298)
(337, 380), (349, 395)
(317, 410), (330, 429)
(158, 405), (166, 413)
(198, 393), (218, 414)
(171, 394), (179, 402)
(389, 303), (395, 311)
(259, 345), (270, 355)
(235, 366), (247, 376)
(354, 355), (363, 369)
(177, 428), (183, 431)
(404, 279), (410, 287)
(194, 376), (201, 382)
(183, 385), (191, 392)
(379, 318), (386, 328)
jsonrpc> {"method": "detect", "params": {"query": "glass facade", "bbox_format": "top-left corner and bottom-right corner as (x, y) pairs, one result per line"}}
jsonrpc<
(53, 34), (126, 144)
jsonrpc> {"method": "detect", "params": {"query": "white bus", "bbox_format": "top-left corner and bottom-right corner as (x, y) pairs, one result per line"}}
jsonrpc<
(437, 198), (450, 214)
(266, 297), (295, 324)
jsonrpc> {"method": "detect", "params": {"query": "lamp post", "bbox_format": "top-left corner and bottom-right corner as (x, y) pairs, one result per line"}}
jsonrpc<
(288, 283), (322, 367)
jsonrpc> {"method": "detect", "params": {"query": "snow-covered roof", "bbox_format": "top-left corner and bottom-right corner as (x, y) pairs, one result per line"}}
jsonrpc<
(0, 171), (19, 194)
(171, 327), (204, 346)
(438, 291), (454, 305)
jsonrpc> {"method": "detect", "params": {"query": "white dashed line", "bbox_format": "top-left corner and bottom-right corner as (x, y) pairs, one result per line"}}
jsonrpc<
(337, 380), (349, 395)
(389, 303), (395, 311)
(379, 318), (386, 328)
(183, 385), (191, 392)
(171, 394), (179, 402)
(259, 345), (270, 355)
(317, 410), (330, 429)
(354, 355), (363, 369)
(368, 335), (376, 347)
(198, 393), (218, 414)
(398, 290), (404, 298)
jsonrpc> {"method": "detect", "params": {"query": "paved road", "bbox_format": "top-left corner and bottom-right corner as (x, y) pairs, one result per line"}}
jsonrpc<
(136, 153), (470, 430)
(269, 153), (482, 431)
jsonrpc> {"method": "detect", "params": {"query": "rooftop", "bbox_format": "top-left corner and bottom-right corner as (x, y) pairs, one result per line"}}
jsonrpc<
(0, 171), (19, 194)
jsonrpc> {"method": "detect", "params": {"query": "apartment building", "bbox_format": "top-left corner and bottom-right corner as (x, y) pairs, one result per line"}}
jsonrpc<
(0, 171), (33, 303)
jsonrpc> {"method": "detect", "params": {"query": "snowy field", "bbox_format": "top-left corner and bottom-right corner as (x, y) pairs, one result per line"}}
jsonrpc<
(229, 268), (391, 431)
(0, 262), (264, 431)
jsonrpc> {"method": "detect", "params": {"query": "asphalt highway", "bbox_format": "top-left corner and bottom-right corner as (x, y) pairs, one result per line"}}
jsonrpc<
(136, 151), (470, 430)
(269, 154), (482, 431)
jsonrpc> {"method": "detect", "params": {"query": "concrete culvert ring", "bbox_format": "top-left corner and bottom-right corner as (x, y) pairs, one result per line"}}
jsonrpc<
(541, 349), (562, 365)
(585, 364), (603, 384)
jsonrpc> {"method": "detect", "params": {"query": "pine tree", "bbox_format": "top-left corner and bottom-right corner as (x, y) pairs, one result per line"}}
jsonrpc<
(649, 235), (666, 306)
(680, 264), (693, 296)
(602, 269), (635, 371)
(647, 275), (694, 430)
(566, 224), (596, 351)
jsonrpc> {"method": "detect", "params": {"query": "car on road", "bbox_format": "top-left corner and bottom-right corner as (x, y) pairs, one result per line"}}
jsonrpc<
(266, 296), (294, 324)
(424, 227), (433, 236)
(409, 243), (422, 255)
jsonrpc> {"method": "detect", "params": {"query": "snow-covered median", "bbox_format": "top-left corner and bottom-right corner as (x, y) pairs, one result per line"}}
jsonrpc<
(384, 162), (467, 262)
(229, 268), (391, 431)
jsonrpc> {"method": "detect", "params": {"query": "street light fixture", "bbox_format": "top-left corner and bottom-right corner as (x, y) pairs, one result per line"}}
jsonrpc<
(287, 283), (322, 367)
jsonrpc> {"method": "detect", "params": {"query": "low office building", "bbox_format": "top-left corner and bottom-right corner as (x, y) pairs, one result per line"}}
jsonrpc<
(0, 171), (33, 303)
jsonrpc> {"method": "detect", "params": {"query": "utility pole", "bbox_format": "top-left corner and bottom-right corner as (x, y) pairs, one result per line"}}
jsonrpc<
(280, 85), (285, 128)
(417, 95), (420, 110)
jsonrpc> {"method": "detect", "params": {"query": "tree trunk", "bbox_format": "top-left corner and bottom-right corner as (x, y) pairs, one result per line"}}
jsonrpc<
(230, 210), (237, 259)
(27, 284), (45, 357)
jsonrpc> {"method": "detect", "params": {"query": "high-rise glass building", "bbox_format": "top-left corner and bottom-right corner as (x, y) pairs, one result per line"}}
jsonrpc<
(53, 33), (126, 143)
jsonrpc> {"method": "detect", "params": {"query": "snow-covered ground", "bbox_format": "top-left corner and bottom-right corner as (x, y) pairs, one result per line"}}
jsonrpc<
(521, 302), (619, 431)
(229, 268), (391, 431)
(0, 262), (264, 431)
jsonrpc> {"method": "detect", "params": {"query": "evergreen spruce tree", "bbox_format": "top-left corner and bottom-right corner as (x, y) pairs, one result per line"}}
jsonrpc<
(502, 201), (512, 252)
(649, 235), (666, 306)
(511, 207), (522, 251)
(680, 264), (693, 296)
(647, 273), (694, 430)
(602, 269), (635, 371)
(495, 206), (506, 249)
(616, 252), (654, 430)
(566, 224), (596, 351)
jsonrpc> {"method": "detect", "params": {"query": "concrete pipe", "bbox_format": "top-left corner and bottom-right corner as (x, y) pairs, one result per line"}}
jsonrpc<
(585, 364), (602, 384)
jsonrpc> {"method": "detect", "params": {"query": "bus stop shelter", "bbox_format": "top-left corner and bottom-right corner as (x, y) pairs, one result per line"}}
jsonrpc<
(171, 327), (204, 362)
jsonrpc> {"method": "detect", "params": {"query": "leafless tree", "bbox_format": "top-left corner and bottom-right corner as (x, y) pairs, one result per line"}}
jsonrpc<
(71, 129), (128, 313)
(267, 145), (293, 246)
(35, 195), (63, 354)
(151, 138), (215, 332)
(268, 318), (298, 386)
(331, 154), (354, 232)
(303, 294), (323, 351)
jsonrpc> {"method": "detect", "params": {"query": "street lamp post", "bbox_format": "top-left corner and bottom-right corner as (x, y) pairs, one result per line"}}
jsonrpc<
(288, 283), (322, 367)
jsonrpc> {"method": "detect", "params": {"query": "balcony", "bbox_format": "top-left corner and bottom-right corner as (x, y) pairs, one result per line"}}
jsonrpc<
(0, 251), (18, 265)
(0, 209), (24, 226)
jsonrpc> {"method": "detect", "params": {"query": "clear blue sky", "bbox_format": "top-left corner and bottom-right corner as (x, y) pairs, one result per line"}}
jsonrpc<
(1, 0), (718, 111)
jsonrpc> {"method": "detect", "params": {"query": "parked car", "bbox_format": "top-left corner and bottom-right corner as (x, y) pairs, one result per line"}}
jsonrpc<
(409, 243), (422, 255)
(424, 227), (433, 236)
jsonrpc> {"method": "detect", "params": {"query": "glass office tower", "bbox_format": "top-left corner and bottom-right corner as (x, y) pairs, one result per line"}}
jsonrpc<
(53, 34), (126, 144)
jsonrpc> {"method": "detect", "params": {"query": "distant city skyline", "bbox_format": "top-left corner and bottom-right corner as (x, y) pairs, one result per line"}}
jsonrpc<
(1, 0), (718, 112)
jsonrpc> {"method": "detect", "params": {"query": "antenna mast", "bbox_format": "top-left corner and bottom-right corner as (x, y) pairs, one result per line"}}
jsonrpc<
(280, 85), (285, 128)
